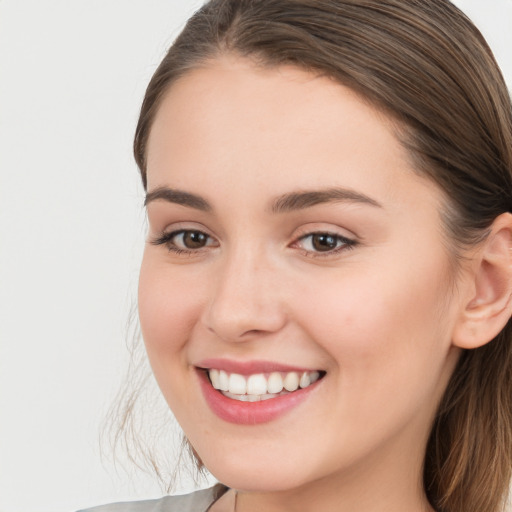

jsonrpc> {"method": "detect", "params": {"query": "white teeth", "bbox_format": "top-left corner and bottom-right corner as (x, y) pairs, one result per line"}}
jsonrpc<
(210, 369), (220, 389)
(267, 372), (284, 394)
(299, 372), (311, 388)
(208, 368), (322, 398)
(247, 374), (267, 395)
(283, 371), (299, 392)
(228, 373), (247, 394)
(260, 393), (279, 401)
(223, 391), (281, 402)
(218, 370), (229, 392)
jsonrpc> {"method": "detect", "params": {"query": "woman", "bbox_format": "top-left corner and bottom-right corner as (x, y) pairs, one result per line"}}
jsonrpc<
(84, 0), (512, 511)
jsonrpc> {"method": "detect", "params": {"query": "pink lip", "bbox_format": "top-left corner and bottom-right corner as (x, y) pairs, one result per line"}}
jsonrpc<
(196, 358), (316, 375)
(196, 366), (323, 425)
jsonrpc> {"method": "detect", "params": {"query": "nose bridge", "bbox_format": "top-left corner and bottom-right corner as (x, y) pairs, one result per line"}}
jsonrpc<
(203, 242), (286, 341)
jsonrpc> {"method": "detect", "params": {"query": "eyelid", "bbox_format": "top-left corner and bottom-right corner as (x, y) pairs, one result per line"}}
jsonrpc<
(290, 225), (358, 257)
(149, 220), (214, 241)
(149, 222), (357, 258)
(150, 225), (219, 254)
(291, 223), (357, 243)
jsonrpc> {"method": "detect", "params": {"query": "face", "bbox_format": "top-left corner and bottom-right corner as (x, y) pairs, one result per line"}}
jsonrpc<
(139, 56), (462, 497)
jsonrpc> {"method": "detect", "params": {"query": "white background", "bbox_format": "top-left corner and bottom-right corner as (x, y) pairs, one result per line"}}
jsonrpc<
(0, 1), (511, 511)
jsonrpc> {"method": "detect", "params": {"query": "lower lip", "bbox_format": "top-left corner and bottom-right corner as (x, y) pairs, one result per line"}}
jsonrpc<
(197, 370), (321, 425)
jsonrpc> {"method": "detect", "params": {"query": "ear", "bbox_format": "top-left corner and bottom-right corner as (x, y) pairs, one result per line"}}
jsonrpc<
(452, 212), (512, 349)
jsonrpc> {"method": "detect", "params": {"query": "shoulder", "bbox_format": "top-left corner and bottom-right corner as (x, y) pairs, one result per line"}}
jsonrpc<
(78, 485), (228, 512)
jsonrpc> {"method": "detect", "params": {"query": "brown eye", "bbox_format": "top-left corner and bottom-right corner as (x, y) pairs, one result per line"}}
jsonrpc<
(151, 229), (218, 254)
(294, 231), (356, 256)
(182, 231), (209, 249)
(311, 233), (339, 252)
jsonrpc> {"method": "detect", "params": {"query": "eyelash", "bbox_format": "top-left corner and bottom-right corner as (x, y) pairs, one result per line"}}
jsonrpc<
(151, 230), (217, 255)
(293, 232), (357, 258)
(151, 229), (357, 258)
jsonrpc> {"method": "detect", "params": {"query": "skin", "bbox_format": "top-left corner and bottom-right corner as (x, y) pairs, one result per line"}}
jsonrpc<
(139, 56), (473, 512)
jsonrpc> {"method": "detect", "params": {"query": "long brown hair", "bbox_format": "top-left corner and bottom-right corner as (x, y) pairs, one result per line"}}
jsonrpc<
(131, 1), (512, 510)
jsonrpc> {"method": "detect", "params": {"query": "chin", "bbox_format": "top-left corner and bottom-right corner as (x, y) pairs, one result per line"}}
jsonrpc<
(213, 467), (309, 493)
(196, 444), (321, 493)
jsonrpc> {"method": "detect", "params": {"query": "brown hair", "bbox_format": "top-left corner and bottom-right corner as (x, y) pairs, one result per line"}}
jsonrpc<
(129, 1), (512, 510)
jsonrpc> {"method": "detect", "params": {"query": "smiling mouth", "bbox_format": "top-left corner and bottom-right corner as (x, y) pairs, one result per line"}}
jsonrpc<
(205, 369), (325, 402)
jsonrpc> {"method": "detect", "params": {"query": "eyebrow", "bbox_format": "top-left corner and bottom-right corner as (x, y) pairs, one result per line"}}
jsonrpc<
(144, 187), (212, 211)
(144, 186), (382, 213)
(270, 187), (382, 213)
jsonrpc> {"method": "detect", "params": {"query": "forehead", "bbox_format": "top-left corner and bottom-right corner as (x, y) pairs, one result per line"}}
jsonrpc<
(148, 57), (395, 154)
(146, 56), (440, 213)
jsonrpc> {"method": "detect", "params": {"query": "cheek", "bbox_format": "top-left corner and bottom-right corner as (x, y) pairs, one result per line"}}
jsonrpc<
(294, 249), (453, 380)
(138, 254), (206, 362)
(292, 256), (455, 445)
(137, 254), (213, 422)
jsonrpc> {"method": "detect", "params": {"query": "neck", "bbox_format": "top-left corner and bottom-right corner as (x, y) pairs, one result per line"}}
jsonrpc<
(234, 474), (433, 512)
(230, 434), (434, 512)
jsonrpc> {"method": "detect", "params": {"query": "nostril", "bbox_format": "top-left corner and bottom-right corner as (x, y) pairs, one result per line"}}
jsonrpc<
(202, 303), (287, 343)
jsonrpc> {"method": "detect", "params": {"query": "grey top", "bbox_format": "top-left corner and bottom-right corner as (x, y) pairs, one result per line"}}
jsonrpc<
(78, 485), (228, 512)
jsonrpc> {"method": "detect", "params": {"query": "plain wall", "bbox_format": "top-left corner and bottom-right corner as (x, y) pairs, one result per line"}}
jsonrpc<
(0, 1), (510, 511)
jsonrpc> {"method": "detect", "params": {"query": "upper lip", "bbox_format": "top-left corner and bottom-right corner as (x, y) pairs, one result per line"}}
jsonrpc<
(196, 358), (322, 375)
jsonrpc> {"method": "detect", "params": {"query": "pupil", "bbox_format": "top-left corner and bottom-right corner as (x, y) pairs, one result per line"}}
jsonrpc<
(312, 234), (337, 251)
(184, 231), (207, 248)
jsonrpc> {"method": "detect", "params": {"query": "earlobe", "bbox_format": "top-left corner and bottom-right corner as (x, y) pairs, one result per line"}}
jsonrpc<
(452, 213), (512, 350)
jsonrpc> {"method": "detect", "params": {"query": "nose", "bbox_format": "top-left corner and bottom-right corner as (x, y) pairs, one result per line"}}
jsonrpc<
(201, 248), (288, 343)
